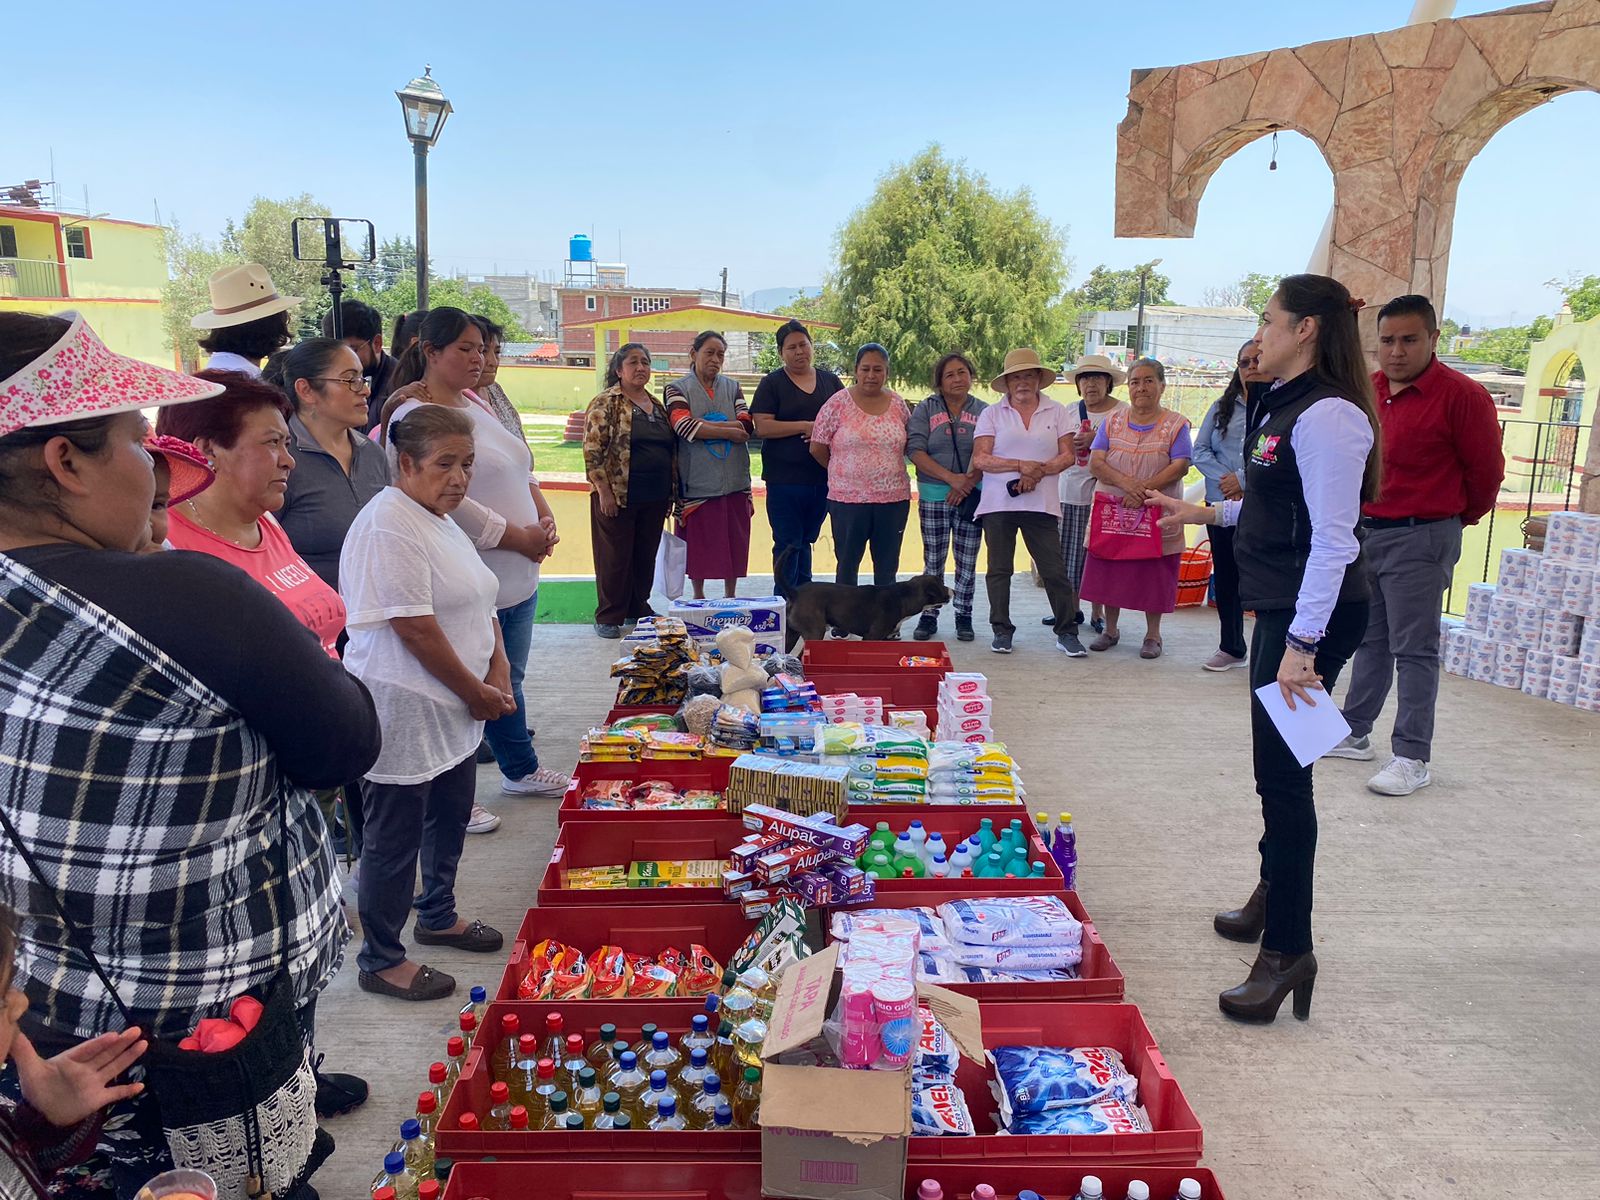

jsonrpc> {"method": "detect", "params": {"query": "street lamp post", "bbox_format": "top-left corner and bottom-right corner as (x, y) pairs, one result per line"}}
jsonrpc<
(1134, 257), (1164, 361)
(396, 65), (453, 311)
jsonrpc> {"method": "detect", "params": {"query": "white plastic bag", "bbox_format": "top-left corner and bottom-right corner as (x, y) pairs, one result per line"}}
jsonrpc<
(654, 530), (687, 600)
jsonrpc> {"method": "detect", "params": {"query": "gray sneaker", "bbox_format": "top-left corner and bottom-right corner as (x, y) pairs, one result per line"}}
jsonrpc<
(990, 632), (1014, 654)
(1325, 734), (1376, 761)
(594, 622), (622, 639)
(1056, 631), (1088, 658)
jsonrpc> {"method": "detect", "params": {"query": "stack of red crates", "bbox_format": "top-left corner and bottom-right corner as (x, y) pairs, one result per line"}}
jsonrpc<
(433, 638), (1225, 1200)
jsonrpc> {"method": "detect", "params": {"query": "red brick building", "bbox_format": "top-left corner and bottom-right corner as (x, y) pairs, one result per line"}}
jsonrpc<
(556, 284), (711, 369)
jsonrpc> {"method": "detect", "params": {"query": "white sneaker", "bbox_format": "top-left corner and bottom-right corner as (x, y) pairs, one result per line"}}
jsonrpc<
(1201, 651), (1248, 672)
(1367, 756), (1432, 796)
(1325, 734), (1376, 761)
(501, 768), (572, 797)
(466, 803), (501, 834)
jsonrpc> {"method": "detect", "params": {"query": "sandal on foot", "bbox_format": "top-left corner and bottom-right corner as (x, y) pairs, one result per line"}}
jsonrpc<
(358, 964), (456, 1001)
(1140, 637), (1164, 659)
(1089, 632), (1120, 652)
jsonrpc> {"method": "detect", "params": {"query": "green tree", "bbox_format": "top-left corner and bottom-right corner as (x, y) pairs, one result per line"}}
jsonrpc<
(1551, 272), (1600, 322)
(752, 291), (850, 375)
(1439, 317), (1461, 347)
(349, 269), (533, 342)
(1070, 261), (1171, 312)
(830, 145), (1071, 388)
(1239, 272), (1279, 313)
(1458, 315), (1555, 374)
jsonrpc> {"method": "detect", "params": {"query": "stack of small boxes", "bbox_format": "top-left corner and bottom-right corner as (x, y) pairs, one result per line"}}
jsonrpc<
(1446, 511), (1600, 712)
(723, 753), (852, 817)
(721, 804), (874, 915)
(936, 673), (993, 743)
(819, 693), (885, 724)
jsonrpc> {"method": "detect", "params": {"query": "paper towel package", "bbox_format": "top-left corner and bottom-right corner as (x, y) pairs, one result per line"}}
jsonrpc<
(1510, 599), (1544, 649)
(1577, 662), (1600, 712)
(1534, 559), (1569, 608)
(668, 597), (787, 658)
(1443, 630), (1471, 676)
(1497, 548), (1541, 596)
(1463, 583), (1496, 633)
(1548, 655), (1582, 705)
(1521, 650), (1553, 699)
(1561, 565), (1596, 618)
(1491, 643), (1527, 689)
(1539, 611), (1583, 656)
(1468, 637), (1497, 683)
(1545, 511), (1600, 564)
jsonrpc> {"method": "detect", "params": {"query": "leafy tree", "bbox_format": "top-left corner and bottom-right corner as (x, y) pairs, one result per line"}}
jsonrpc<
(1458, 315), (1555, 374)
(830, 145), (1070, 387)
(1239, 272), (1279, 314)
(1439, 317), (1461, 347)
(1550, 272), (1600, 322)
(752, 291), (850, 375)
(161, 223), (238, 369)
(348, 266), (533, 342)
(1070, 261), (1171, 312)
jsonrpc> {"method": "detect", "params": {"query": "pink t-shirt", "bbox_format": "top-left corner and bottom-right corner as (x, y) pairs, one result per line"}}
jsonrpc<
(167, 509), (347, 657)
(810, 390), (912, 504)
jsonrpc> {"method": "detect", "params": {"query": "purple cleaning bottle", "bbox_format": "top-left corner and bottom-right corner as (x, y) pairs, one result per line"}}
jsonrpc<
(1053, 812), (1077, 890)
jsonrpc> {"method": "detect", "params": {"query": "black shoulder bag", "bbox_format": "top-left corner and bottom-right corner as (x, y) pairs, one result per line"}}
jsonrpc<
(0, 789), (329, 1199)
(947, 413), (983, 525)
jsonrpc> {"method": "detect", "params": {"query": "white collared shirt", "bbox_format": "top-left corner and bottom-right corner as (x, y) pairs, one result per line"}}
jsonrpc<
(202, 350), (263, 378)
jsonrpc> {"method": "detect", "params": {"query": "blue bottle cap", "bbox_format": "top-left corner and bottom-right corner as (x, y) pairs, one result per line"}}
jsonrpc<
(692, 1047), (708, 1066)
(692, 1013), (709, 1032)
(469, 985), (486, 1003)
(401, 1118), (420, 1140)
(653, 1030), (670, 1050)
(385, 1151), (406, 1174)
(703, 994), (721, 1014)
(650, 1069), (667, 1087)
(896, 831), (912, 843)
(714, 1102), (733, 1125)
(619, 1051), (637, 1069)
(703, 1073), (721, 1094)
(1019, 1192), (1046, 1200)
(933, 854), (947, 863)
(910, 819), (924, 830)
(658, 1096), (676, 1116)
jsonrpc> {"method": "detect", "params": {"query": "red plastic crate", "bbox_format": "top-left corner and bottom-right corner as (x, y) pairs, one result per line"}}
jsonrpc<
(539, 816), (1064, 908)
(559, 760), (735, 823)
(801, 640), (954, 673)
(907, 1002), (1202, 1169)
(435, 1000), (757, 1162)
(822, 891), (1124, 1003)
(441, 1159), (1228, 1199)
(495, 904), (765, 1002)
(807, 667), (942, 709)
(602, 705), (679, 724)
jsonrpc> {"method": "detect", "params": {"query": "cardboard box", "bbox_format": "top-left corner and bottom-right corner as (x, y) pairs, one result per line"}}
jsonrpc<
(669, 596), (787, 658)
(759, 943), (984, 1200)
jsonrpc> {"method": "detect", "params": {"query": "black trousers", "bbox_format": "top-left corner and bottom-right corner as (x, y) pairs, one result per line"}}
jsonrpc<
(1249, 601), (1369, 955)
(981, 511), (1079, 636)
(591, 494), (672, 625)
(1209, 525), (1248, 659)
(828, 500), (909, 586)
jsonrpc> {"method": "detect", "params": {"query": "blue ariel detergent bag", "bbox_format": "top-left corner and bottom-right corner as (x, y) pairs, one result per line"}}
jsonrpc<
(988, 1045), (1140, 1124)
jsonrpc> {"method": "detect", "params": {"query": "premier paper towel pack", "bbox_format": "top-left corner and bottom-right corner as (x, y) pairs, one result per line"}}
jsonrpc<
(1446, 512), (1600, 713)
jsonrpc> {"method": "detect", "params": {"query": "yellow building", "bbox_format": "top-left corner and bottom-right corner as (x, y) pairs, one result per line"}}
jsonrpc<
(0, 206), (171, 366)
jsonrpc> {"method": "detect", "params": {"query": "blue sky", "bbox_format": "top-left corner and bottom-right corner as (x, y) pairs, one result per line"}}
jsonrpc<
(12, 0), (1595, 328)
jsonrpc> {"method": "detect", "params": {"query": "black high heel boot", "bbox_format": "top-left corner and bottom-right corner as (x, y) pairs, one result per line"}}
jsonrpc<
(1218, 949), (1317, 1023)
(1213, 882), (1266, 942)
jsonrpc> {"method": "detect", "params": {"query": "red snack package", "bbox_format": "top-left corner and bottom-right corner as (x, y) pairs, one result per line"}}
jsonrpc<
(518, 939), (590, 1000)
(657, 945), (687, 977)
(677, 944), (724, 997)
(589, 945), (630, 1000)
(623, 951), (678, 998)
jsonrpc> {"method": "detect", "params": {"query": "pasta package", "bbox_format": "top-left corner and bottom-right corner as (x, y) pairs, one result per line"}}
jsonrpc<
(623, 951), (678, 998)
(518, 938), (590, 1000)
(588, 945), (630, 1000)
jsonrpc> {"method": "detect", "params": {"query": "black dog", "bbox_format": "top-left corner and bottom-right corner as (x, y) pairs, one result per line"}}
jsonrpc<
(776, 549), (951, 651)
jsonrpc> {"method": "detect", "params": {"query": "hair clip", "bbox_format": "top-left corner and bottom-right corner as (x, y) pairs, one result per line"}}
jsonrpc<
(1348, 297), (1367, 313)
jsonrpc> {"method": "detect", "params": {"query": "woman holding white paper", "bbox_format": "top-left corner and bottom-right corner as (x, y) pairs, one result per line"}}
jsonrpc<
(1150, 274), (1380, 1025)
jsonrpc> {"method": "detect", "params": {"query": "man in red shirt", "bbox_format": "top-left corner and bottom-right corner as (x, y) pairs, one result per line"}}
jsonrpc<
(1327, 295), (1505, 795)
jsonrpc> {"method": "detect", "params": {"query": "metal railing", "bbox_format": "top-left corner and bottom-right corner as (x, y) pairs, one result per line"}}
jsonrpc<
(1443, 415), (1588, 614)
(0, 257), (66, 299)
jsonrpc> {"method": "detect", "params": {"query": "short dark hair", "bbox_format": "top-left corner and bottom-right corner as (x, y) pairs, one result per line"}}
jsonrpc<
(321, 299), (382, 342)
(932, 352), (976, 391)
(471, 314), (505, 346)
(855, 342), (889, 367)
(156, 370), (293, 448)
(1377, 294), (1438, 335)
(1129, 356), (1166, 384)
(774, 319), (811, 352)
(197, 310), (293, 361)
(393, 309), (428, 354)
(606, 341), (652, 389)
(692, 330), (727, 354)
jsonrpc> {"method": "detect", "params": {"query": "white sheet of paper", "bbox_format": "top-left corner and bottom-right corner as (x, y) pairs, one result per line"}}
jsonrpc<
(1254, 682), (1352, 768)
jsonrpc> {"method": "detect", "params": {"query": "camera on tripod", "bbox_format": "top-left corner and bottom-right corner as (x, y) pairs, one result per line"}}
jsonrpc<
(291, 218), (377, 339)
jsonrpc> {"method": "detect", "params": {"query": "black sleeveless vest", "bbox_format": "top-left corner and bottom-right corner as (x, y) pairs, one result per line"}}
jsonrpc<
(1235, 372), (1368, 613)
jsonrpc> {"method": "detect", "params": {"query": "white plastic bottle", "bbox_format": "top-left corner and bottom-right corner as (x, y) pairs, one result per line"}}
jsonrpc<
(906, 820), (928, 859)
(949, 842), (973, 875)
(929, 854), (950, 878)
(1124, 1182), (1150, 1200)
(924, 832), (948, 865)
(1074, 1177), (1104, 1200)
(1174, 1181), (1202, 1200)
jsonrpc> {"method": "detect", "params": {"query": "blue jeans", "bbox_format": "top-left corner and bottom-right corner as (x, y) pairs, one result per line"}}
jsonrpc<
(484, 590), (540, 780)
(767, 482), (829, 589)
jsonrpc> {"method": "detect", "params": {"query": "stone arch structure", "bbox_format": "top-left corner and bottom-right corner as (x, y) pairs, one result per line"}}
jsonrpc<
(1116, 0), (1600, 343)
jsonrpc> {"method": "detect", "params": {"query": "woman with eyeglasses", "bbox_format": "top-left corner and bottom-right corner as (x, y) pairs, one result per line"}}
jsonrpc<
(1189, 340), (1267, 671)
(275, 337), (391, 592)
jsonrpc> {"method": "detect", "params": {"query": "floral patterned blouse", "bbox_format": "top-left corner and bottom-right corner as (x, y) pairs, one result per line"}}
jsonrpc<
(810, 389), (912, 504)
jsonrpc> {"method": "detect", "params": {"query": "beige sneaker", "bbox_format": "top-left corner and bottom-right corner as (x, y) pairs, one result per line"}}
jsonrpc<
(466, 803), (501, 834)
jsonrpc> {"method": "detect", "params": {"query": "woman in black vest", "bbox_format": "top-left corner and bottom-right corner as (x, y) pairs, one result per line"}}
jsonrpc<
(1153, 274), (1382, 1023)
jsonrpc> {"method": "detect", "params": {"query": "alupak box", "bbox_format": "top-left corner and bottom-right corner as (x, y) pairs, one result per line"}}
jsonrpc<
(759, 942), (985, 1200)
(668, 596), (787, 658)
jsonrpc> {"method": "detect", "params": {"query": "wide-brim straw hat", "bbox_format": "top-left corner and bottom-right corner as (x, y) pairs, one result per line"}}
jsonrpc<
(0, 312), (224, 438)
(990, 348), (1056, 392)
(1066, 353), (1127, 387)
(190, 263), (301, 330)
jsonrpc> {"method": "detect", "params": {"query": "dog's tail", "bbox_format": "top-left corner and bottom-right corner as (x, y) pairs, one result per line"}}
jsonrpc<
(774, 546), (797, 601)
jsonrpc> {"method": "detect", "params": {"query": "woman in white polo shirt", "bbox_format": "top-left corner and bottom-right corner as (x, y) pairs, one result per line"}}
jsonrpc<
(970, 349), (1087, 657)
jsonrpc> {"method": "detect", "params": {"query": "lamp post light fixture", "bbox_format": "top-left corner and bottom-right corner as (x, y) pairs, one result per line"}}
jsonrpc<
(396, 65), (453, 311)
(1134, 257), (1164, 361)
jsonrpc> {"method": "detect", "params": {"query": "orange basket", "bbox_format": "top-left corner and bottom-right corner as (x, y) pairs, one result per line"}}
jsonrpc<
(1175, 541), (1213, 607)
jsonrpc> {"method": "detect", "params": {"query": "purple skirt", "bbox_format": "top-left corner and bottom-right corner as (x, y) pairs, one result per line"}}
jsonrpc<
(1080, 550), (1182, 614)
(680, 492), (752, 580)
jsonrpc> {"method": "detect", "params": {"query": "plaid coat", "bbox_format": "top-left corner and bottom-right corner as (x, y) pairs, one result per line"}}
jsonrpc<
(0, 555), (348, 1042)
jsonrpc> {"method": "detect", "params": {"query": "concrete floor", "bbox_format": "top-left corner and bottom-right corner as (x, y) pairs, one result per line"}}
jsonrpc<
(313, 587), (1600, 1200)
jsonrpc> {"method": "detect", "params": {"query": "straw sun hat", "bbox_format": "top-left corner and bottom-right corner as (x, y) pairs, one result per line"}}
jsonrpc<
(989, 348), (1057, 393)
